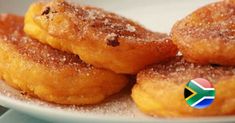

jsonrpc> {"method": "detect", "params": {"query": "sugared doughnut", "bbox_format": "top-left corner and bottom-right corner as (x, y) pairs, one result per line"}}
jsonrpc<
(132, 57), (235, 117)
(171, 0), (235, 66)
(0, 14), (128, 105)
(24, 0), (178, 74)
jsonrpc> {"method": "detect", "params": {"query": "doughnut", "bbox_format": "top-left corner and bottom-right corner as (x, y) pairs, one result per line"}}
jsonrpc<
(171, 0), (235, 66)
(132, 57), (235, 117)
(0, 14), (128, 105)
(24, 0), (178, 74)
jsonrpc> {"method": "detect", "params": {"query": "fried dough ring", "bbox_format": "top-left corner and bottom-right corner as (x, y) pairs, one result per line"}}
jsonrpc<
(171, 0), (235, 66)
(132, 57), (235, 117)
(24, 0), (178, 74)
(0, 14), (128, 105)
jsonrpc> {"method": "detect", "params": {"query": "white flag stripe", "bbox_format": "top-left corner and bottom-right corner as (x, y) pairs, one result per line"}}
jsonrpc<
(191, 96), (215, 107)
(191, 80), (215, 90)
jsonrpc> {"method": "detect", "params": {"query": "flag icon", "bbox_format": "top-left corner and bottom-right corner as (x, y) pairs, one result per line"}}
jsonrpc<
(184, 78), (215, 109)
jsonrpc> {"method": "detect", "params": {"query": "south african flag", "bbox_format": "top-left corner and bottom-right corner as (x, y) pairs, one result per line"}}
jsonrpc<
(184, 78), (216, 109)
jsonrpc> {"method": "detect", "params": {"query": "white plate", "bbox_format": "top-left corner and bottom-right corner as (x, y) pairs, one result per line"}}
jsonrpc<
(0, 0), (235, 123)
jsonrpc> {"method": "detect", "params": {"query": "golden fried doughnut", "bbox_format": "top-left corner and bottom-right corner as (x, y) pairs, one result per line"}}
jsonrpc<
(24, 0), (178, 74)
(132, 57), (235, 117)
(171, 0), (235, 66)
(0, 14), (128, 105)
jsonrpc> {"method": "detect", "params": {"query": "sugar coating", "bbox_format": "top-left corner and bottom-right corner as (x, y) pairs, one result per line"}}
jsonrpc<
(37, 0), (168, 43)
(0, 14), (93, 71)
(0, 81), (150, 118)
(140, 57), (235, 84)
(171, 0), (235, 66)
(172, 0), (235, 44)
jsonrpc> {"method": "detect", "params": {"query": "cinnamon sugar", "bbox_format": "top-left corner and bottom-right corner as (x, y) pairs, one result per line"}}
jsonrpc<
(0, 14), (92, 71)
(0, 81), (148, 118)
(175, 0), (235, 43)
(37, 0), (169, 44)
(140, 57), (235, 84)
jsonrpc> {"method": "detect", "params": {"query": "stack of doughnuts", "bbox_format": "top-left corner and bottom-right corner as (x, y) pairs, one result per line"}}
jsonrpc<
(0, 0), (234, 118)
(0, 14), (128, 105)
(0, 0), (177, 105)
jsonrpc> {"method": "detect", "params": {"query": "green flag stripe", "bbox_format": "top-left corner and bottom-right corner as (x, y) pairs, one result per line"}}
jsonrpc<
(187, 82), (215, 96)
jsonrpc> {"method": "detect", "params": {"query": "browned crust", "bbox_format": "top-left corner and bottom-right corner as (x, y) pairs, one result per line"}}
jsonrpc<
(25, 0), (178, 74)
(171, 0), (235, 66)
(0, 14), (129, 105)
(36, 0), (167, 43)
(172, 0), (234, 43)
(0, 14), (91, 70)
(138, 56), (235, 85)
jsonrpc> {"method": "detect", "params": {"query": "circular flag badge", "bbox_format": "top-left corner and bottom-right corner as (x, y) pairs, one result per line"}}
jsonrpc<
(184, 78), (216, 109)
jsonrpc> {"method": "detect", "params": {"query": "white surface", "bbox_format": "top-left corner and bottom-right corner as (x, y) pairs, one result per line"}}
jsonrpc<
(1, 0), (235, 123)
